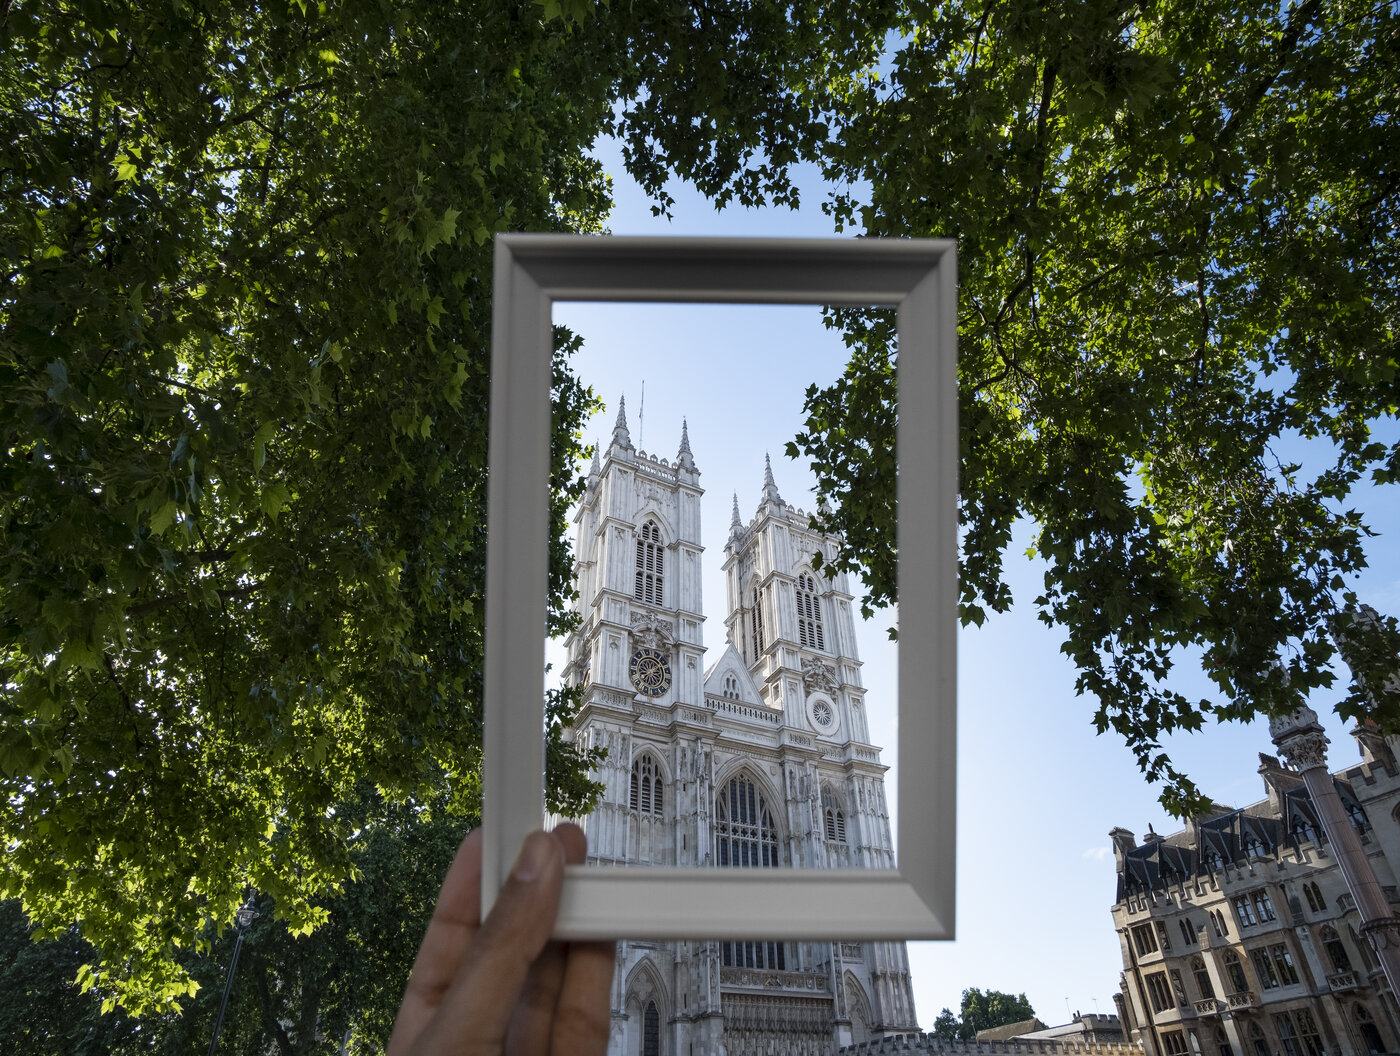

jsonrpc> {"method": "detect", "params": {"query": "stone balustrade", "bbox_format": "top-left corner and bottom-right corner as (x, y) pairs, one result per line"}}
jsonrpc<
(838, 1034), (1144, 1055)
(1327, 970), (1361, 991)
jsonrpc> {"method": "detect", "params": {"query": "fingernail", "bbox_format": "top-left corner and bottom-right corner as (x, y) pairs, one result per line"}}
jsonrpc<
(511, 830), (553, 883)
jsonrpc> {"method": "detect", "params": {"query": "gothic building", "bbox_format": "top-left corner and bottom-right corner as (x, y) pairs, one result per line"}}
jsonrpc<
(560, 404), (920, 1056)
(1110, 728), (1400, 1056)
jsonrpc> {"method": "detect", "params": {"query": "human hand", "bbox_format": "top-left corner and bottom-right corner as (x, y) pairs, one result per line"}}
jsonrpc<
(388, 823), (615, 1056)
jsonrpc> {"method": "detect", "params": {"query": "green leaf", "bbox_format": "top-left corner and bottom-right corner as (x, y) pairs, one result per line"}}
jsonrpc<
(259, 483), (291, 520)
(149, 501), (178, 536)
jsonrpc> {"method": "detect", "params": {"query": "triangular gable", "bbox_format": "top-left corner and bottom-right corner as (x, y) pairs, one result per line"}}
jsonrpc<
(703, 641), (764, 706)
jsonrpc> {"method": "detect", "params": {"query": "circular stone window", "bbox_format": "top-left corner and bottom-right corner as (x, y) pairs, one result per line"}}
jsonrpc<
(807, 693), (838, 734)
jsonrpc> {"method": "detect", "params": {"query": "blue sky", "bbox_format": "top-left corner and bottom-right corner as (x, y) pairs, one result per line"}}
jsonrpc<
(550, 137), (1400, 1028)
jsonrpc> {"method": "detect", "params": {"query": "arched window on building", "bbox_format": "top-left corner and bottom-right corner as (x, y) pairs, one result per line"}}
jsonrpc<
(1244, 834), (1264, 858)
(635, 520), (663, 606)
(1321, 924), (1352, 973)
(722, 674), (740, 699)
(630, 754), (663, 816)
(749, 586), (765, 659)
(1212, 909), (1230, 938)
(1304, 881), (1325, 913)
(1192, 956), (1215, 1000)
(642, 1000), (660, 1056)
(1223, 950), (1249, 996)
(1248, 1023), (1270, 1056)
(1355, 1006), (1385, 1055)
(1273, 1013), (1300, 1056)
(716, 772), (785, 971)
(1295, 1010), (1324, 1056)
(822, 785), (847, 843)
(1216, 1027), (1234, 1056)
(796, 572), (826, 650)
(1180, 918), (1196, 946)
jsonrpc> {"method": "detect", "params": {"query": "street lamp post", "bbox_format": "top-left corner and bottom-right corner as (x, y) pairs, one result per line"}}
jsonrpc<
(207, 893), (260, 1056)
(1269, 707), (1400, 997)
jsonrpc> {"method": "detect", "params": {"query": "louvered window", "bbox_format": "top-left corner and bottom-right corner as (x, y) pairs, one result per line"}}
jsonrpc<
(634, 520), (663, 605)
(796, 573), (825, 650)
(630, 754), (663, 816)
(749, 586), (765, 657)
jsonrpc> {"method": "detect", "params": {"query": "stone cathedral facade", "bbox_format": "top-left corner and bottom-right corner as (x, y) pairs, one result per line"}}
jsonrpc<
(560, 404), (920, 1056)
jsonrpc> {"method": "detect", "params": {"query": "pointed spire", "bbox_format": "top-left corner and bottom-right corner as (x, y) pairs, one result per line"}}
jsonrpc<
(729, 492), (743, 543)
(588, 443), (600, 478)
(677, 418), (696, 472)
(762, 453), (783, 504)
(610, 394), (632, 451)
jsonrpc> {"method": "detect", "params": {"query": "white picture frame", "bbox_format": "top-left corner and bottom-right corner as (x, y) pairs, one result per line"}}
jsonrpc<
(483, 234), (957, 940)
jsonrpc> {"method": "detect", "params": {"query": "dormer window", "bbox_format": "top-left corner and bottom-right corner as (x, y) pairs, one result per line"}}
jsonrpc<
(635, 520), (663, 606)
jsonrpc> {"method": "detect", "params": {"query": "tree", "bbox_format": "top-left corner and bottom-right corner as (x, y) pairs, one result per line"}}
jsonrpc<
(0, 0), (623, 1013)
(931, 988), (1037, 1042)
(624, 0), (1400, 815)
(1, 0), (897, 1018)
(0, 789), (470, 1055)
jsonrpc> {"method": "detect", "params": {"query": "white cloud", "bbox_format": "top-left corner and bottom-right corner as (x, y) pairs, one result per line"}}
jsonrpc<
(1082, 846), (1112, 861)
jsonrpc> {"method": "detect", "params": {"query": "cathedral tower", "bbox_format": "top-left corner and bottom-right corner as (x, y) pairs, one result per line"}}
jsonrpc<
(562, 404), (919, 1056)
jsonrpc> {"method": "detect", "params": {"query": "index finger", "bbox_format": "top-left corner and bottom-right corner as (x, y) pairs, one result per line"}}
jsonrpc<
(388, 827), (484, 1049)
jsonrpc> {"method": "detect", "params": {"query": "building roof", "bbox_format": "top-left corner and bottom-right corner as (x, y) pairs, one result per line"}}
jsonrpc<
(1113, 751), (1375, 900)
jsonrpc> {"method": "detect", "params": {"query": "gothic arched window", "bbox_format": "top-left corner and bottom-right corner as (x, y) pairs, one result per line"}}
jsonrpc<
(635, 520), (663, 606)
(1248, 1023), (1269, 1056)
(1216, 1027), (1234, 1056)
(749, 586), (765, 658)
(1356, 1006), (1385, 1055)
(723, 674), (739, 699)
(716, 774), (779, 868)
(796, 573), (826, 650)
(1322, 925), (1352, 972)
(1192, 956), (1214, 1000)
(1304, 881), (1325, 913)
(643, 1000), (660, 1056)
(1224, 950), (1249, 995)
(716, 773), (785, 971)
(822, 785), (847, 843)
(630, 754), (663, 816)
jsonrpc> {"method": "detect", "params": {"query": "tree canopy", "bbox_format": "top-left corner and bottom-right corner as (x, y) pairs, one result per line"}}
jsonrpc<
(774, 0), (1399, 815)
(931, 988), (1038, 1042)
(0, 0), (621, 1012)
(5, 0), (1399, 1025)
(0, 789), (465, 1055)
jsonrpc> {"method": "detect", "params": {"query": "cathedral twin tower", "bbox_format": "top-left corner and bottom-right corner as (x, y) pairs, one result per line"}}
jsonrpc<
(561, 403), (919, 1056)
